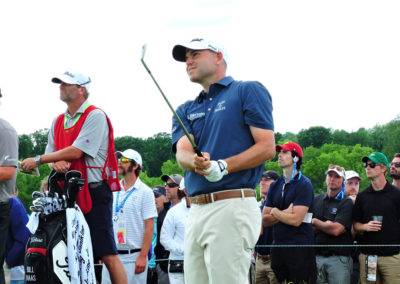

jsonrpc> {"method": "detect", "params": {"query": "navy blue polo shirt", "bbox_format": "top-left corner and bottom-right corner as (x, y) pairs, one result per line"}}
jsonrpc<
(265, 174), (315, 245)
(172, 76), (274, 197)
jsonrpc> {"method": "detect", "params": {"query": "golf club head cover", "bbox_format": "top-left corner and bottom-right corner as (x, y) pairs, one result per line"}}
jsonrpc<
(65, 170), (85, 208)
(204, 159), (228, 182)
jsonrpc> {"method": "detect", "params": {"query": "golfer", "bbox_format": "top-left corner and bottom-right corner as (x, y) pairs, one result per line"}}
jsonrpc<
(171, 38), (275, 284)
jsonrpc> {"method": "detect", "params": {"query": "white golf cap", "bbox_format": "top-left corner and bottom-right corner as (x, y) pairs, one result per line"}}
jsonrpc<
(179, 178), (185, 191)
(345, 170), (362, 181)
(52, 71), (91, 91)
(326, 165), (346, 179)
(172, 38), (229, 65)
(115, 149), (142, 167)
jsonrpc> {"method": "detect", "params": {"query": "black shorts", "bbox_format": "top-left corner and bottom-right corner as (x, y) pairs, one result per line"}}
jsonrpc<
(271, 246), (317, 284)
(84, 183), (117, 258)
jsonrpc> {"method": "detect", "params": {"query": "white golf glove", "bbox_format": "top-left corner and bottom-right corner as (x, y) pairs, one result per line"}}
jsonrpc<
(204, 160), (228, 182)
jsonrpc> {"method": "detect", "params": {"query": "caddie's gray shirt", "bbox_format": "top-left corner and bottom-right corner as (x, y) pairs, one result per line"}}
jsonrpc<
(0, 117), (18, 202)
(45, 100), (108, 183)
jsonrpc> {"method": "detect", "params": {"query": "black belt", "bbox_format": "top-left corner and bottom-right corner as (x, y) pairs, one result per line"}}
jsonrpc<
(118, 248), (141, 254)
(88, 180), (106, 189)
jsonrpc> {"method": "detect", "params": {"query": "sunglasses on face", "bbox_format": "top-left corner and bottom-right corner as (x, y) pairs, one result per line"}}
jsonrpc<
(118, 158), (131, 163)
(390, 162), (400, 168)
(165, 183), (179, 188)
(328, 164), (344, 172)
(363, 162), (377, 168)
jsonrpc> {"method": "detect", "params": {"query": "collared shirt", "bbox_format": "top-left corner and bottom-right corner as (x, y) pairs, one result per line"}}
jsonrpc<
(160, 198), (190, 260)
(265, 174), (315, 245)
(46, 100), (108, 183)
(112, 177), (157, 250)
(352, 181), (400, 255)
(0, 118), (18, 202)
(172, 76), (274, 196)
(313, 193), (353, 255)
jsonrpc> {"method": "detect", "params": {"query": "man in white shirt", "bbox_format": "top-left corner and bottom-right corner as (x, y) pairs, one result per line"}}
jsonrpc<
(103, 149), (157, 284)
(161, 179), (190, 284)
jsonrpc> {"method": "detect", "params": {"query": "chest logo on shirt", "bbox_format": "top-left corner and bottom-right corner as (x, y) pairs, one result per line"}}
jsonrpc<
(188, 112), (205, 121)
(331, 207), (338, 215)
(215, 100), (226, 112)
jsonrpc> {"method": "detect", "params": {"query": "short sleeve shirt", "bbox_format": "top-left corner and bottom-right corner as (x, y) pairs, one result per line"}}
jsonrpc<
(0, 118), (18, 202)
(45, 101), (108, 183)
(171, 76), (274, 196)
(265, 174), (315, 245)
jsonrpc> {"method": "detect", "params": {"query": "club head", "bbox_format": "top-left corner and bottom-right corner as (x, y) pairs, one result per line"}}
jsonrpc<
(141, 44), (147, 61)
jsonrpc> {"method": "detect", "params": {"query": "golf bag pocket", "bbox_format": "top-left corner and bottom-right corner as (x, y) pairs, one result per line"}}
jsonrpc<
(24, 230), (48, 283)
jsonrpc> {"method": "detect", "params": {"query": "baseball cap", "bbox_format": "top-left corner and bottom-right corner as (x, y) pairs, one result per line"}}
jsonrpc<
(326, 165), (346, 179)
(153, 186), (166, 197)
(275, 142), (303, 158)
(262, 170), (280, 180)
(362, 152), (389, 168)
(52, 71), (91, 91)
(161, 174), (183, 186)
(115, 149), (143, 167)
(345, 170), (362, 181)
(172, 38), (229, 65)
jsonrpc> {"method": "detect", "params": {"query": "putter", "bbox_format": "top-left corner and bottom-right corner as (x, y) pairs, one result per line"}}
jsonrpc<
(140, 44), (203, 157)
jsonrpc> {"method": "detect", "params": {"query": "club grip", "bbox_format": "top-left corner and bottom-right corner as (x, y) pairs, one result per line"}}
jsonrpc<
(194, 148), (203, 157)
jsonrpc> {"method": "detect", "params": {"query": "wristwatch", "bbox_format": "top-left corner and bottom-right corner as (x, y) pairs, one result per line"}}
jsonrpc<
(34, 155), (41, 165)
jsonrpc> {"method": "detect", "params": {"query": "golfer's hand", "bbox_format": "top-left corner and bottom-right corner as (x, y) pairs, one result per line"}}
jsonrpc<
(20, 158), (38, 172)
(135, 254), (147, 274)
(204, 160), (229, 182)
(52, 161), (71, 173)
(194, 152), (211, 174)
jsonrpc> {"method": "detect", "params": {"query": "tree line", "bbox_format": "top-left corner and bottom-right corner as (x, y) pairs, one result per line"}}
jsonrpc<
(16, 117), (400, 211)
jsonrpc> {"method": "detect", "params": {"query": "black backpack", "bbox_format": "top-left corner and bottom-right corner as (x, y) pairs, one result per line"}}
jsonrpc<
(24, 170), (85, 283)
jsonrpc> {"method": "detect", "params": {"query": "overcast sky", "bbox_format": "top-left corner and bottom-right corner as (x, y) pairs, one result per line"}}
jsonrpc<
(1, 0), (399, 138)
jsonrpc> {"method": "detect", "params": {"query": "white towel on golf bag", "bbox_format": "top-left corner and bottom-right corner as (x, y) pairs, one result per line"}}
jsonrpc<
(66, 205), (95, 284)
(26, 212), (40, 234)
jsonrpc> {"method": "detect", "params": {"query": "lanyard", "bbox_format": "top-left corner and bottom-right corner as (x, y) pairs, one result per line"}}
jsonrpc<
(115, 187), (136, 216)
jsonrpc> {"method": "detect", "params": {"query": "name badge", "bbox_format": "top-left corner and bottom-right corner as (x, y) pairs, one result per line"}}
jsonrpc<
(116, 221), (126, 245)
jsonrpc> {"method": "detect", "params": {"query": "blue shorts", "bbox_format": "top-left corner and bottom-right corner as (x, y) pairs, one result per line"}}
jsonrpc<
(84, 182), (117, 258)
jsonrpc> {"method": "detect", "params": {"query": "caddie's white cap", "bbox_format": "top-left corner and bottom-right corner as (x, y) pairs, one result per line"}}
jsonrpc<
(52, 71), (91, 91)
(172, 38), (229, 65)
(326, 165), (346, 179)
(179, 178), (185, 191)
(345, 170), (362, 181)
(115, 149), (142, 167)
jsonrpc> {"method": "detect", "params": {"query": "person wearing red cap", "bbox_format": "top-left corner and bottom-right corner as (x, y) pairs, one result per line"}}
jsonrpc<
(263, 142), (317, 284)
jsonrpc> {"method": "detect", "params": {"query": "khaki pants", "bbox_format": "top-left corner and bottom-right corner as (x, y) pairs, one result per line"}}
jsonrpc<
(184, 197), (261, 284)
(359, 253), (400, 284)
(255, 254), (278, 284)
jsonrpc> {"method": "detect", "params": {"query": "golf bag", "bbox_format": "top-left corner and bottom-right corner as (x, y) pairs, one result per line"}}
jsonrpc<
(24, 170), (85, 284)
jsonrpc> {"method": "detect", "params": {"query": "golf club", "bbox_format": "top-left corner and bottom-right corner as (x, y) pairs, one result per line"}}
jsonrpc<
(140, 44), (203, 157)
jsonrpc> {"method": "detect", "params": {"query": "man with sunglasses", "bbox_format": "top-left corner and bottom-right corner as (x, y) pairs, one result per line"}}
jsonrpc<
(312, 165), (354, 284)
(162, 174), (184, 207)
(263, 142), (317, 284)
(390, 153), (400, 188)
(353, 152), (400, 283)
(0, 88), (19, 284)
(102, 149), (157, 284)
(20, 72), (126, 284)
(171, 38), (275, 284)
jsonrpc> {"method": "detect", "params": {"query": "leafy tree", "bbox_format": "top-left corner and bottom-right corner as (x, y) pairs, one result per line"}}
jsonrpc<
(31, 129), (49, 155)
(19, 134), (34, 159)
(348, 128), (371, 147)
(332, 129), (349, 145)
(297, 126), (332, 148)
(369, 125), (385, 152)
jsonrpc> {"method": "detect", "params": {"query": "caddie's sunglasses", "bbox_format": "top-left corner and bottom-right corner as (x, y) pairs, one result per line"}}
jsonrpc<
(118, 158), (131, 163)
(390, 162), (400, 168)
(328, 164), (344, 172)
(165, 183), (179, 188)
(363, 162), (377, 168)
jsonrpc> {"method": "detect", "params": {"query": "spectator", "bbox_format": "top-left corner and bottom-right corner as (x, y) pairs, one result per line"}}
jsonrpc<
(160, 178), (190, 284)
(344, 170), (362, 284)
(6, 187), (30, 284)
(162, 174), (183, 207)
(102, 149), (157, 284)
(255, 171), (279, 284)
(153, 185), (171, 284)
(312, 165), (354, 284)
(263, 142), (317, 284)
(353, 152), (400, 283)
(390, 153), (400, 188)
(345, 170), (362, 204)
(0, 88), (19, 284)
